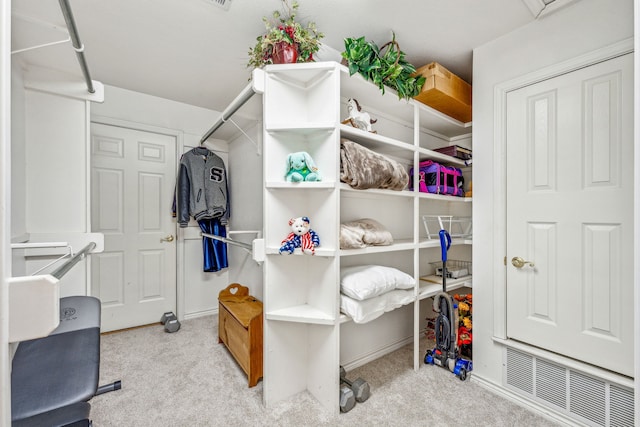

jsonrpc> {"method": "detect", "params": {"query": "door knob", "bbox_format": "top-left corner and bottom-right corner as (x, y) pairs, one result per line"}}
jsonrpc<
(511, 256), (534, 268)
(161, 235), (174, 243)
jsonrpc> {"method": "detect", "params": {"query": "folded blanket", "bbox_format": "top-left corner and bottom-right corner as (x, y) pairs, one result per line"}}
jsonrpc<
(340, 139), (409, 191)
(340, 218), (393, 249)
(341, 289), (415, 324)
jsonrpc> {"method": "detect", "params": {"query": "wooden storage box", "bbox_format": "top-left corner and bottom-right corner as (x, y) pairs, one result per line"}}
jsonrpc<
(413, 62), (472, 123)
(218, 283), (263, 387)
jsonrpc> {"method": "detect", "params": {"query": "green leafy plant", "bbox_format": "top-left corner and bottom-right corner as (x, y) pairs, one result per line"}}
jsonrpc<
(247, 0), (324, 69)
(342, 33), (425, 100)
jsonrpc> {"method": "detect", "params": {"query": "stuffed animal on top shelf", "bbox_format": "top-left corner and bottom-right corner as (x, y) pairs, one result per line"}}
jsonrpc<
(285, 151), (322, 182)
(279, 216), (320, 255)
(343, 98), (377, 133)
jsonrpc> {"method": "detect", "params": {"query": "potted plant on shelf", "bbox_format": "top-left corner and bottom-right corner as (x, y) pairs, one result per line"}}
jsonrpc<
(247, 0), (324, 68)
(342, 33), (425, 101)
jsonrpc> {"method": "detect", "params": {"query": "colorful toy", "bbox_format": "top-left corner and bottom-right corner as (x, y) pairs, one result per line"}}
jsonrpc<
(454, 293), (473, 358)
(285, 151), (321, 182)
(279, 216), (320, 255)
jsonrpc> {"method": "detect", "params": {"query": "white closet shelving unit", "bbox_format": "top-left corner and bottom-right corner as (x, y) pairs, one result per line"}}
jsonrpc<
(260, 62), (472, 413)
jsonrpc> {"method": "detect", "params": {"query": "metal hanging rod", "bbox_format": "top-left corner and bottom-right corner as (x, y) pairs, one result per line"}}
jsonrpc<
(201, 232), (252, 251)
(58, 0), (95, 93)
(200, 83), (256, 143)
(200, 68), (264, 143)
(51, 241), (96, 279)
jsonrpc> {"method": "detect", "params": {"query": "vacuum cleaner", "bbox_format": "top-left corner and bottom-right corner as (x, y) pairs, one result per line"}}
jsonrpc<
(424, 229), (473, 381)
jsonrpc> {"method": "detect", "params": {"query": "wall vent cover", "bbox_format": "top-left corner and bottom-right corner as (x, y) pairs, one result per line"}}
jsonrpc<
(536, 359), (565, 409)
(202, 0), (232, 11)
(610, 385), (634, 426)
(506, 347), (533, 394)
(504, 347), (634, 426)
(569, 371), (605, 425)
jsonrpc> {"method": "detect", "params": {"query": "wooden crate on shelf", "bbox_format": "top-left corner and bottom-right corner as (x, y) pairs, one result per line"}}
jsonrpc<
(218, 283), (263, 387)
(413, 62), (472, 123)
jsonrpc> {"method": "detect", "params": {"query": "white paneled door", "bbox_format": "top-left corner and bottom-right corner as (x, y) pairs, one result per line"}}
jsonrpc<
(90, 123), (177, 332)
(505, 54), (634, 377)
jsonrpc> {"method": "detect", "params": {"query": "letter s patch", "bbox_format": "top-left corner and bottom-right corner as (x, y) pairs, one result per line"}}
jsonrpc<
(209, 167), (224, 182)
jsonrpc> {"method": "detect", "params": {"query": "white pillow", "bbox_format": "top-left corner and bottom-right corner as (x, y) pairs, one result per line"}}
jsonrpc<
(340, 265), (415, 301)
(340, 289), (415, 323)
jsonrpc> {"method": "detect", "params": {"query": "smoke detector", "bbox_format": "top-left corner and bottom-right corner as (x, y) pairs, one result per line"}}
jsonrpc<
(202, 0), (232, 11)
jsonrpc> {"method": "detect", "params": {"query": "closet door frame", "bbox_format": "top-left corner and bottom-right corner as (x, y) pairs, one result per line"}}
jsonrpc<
(491, 38), (633, 339)
(90, 115), (185, 321)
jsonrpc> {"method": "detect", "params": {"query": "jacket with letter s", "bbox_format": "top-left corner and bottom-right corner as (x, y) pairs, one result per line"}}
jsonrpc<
(176, 147), (229, 227)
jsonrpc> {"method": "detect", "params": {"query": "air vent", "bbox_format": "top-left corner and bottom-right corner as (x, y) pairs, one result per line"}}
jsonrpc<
(521, 0), (577, 18)
(569, 371), (605, 426)
(506, 348), (533, 394)
(202, 0), (232, 11)
(504, 347), (634, 426)
(536, 359), (566, 408)
(610, 385), (634, 427)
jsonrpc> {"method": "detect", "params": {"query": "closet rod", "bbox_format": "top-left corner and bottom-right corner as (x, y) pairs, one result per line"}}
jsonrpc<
(58, 0), (95, 94)
(201, 232), (252, 251)
(200, 83), (256, 143)
(50, 241), (96, 280)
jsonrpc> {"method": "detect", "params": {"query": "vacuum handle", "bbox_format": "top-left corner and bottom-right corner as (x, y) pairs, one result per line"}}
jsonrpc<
(439, 229), (451, 262)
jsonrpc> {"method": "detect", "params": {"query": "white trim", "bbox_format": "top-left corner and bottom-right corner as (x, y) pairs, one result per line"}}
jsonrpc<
(0, 0), (11, 423)
(473, 374), (584, 427)
(183, 307), (217, 320)
(342, 334), (414, 372)
(492, 37), (634, 341)
(496, 38), (633, 94)
(84, 100), (92, 296)
(91, 115), (185, 139)
(634, 1), (640, 423)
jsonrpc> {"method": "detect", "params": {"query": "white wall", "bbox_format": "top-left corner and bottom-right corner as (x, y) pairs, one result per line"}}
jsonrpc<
(10, 62), (26, 279)
(472, 0), (633, 386)
(25, 91), (88, 233)
(10, 62), (25, 243)
(17, 74), (92, 296)
(227, 124), (264, 299)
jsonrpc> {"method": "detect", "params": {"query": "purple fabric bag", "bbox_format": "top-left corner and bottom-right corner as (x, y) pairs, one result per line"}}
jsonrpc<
(409, 160), (464, 196)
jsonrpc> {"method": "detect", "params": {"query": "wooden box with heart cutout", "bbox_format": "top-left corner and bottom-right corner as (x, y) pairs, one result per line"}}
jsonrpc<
(218, 283), (263, 387)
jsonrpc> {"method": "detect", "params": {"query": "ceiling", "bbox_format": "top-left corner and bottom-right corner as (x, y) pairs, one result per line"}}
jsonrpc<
(11, 0), (537, 113)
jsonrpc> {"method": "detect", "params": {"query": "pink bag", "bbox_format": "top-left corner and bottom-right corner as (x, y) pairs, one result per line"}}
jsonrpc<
(409, 160), (464, 196)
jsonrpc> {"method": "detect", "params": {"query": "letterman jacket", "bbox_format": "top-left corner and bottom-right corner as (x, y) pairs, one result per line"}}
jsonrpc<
(176, 147), (229, 227)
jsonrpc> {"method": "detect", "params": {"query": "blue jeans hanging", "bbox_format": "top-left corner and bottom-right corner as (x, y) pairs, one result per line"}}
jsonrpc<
(198, 218), (228, 272)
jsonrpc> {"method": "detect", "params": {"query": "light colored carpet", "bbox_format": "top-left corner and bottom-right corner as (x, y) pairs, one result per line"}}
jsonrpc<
(90, 316), (559, 426)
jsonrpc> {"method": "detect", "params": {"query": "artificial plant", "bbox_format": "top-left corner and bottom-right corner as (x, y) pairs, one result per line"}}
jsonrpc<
(342, 33), (425, 101)
(247, 0), (324, 68)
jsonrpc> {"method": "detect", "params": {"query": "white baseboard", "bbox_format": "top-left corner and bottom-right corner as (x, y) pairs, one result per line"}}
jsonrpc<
(183, 308), (217, 320)
(342, 334), (415, 372)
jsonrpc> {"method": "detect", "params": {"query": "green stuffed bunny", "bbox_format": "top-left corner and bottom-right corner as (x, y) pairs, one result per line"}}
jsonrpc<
(285, 151), (322, 182)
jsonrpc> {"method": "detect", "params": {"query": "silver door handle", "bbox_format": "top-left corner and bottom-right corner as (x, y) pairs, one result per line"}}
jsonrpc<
(511, 256), (534, 268)
(161, 235), (174, 243)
